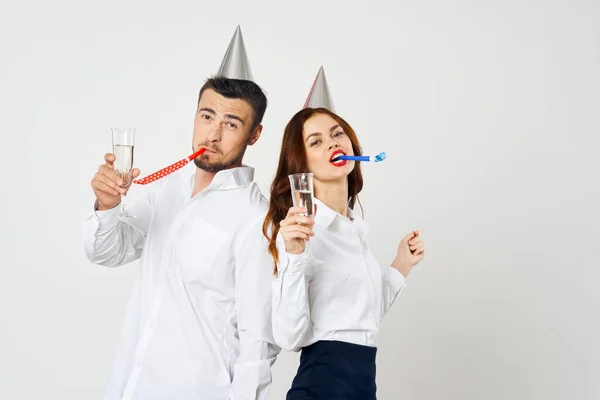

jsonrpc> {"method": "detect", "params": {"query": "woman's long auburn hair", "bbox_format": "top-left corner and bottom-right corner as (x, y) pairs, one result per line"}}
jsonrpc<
(262, 107), (364, 273)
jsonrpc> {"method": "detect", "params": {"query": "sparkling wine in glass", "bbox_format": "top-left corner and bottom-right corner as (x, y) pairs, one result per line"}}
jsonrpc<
(111, 127), (136, 219)
(292, 189), (315, 218)
(288, 173), (321, 264)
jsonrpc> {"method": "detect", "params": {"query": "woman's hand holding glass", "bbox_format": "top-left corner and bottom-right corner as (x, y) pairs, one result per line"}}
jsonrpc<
(279, 207), (316, 255)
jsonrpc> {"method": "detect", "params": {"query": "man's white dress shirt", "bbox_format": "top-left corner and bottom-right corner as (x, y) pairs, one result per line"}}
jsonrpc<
(83, 162), (279, 400)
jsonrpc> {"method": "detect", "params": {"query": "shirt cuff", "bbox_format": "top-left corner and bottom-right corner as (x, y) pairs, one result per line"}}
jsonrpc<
(276, 236), (313, 276)
(385, 266), (407, 291)
(93, 201), (120, 231)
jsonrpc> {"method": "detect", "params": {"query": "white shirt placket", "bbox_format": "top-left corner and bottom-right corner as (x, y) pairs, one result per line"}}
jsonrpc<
(121, 201), (196, 400)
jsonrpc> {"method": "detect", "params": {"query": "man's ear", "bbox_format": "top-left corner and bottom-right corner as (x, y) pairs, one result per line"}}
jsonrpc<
(248, 124), (263, 146)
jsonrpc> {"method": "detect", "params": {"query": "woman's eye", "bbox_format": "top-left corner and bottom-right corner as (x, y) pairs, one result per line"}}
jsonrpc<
(310, 140), (321, 147)
(333, 131), (344, 137)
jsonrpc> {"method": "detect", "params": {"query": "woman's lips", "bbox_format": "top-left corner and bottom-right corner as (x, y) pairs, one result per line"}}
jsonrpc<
(330, 155), (347, 167)
(331, 160), (347, 167)
(330, 149), (345, 161)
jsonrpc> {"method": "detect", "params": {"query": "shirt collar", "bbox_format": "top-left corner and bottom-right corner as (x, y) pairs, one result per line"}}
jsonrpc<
(314, 198), (354, 228)
(210, 165), (255, 188)
(314, 197), (368, 239)
(181, 161), (255, 193)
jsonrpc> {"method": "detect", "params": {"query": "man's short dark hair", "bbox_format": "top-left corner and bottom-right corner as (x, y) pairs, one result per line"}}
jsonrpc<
(198, 77), (267, 131)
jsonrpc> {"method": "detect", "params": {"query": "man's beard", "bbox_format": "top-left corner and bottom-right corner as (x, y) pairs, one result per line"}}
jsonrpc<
(193, 148), (245, 173)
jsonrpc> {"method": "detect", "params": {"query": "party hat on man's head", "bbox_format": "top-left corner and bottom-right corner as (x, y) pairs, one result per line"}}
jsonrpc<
(217, 25), (254, 81)
(133, 27), (256, 186)
(304, 66), (335, 112)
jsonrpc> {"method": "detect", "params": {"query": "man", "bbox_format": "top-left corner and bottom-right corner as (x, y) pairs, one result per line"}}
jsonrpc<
(83, 26), (279, 400)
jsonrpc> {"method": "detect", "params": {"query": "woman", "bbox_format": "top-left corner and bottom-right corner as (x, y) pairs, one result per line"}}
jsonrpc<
(263, 107), (425, 399)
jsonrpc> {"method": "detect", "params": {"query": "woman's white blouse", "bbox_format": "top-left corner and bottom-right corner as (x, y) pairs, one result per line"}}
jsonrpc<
(272, 198), (406, 352)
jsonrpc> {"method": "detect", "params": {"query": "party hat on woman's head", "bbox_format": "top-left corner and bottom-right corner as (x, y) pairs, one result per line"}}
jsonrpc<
(217, 25), (254, 81)
(304, 66), (335, 112)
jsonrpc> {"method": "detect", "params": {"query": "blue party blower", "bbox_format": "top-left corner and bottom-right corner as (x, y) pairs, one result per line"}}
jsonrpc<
(332, 152), (387, 163)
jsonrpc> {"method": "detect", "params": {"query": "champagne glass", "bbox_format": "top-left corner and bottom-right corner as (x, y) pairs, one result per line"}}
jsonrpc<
(111, 127), (136, 219)
(288, 173), (322, 264)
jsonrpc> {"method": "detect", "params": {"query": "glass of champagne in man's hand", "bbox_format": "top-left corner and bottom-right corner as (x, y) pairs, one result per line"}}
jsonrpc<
(111, 127), (136, 219)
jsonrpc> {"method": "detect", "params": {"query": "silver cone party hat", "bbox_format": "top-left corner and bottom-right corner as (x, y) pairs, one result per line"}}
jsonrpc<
(303, 66), (335, 112)
(217, 25), (254, 81)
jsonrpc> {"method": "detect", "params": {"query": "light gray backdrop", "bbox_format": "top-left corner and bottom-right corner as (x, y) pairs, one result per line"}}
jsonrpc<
(1, 0), (598, 399)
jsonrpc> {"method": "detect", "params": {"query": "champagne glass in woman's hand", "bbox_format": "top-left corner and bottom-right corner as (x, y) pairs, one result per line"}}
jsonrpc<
(280, 206), (316, 255)
(286, 173), (322, 264)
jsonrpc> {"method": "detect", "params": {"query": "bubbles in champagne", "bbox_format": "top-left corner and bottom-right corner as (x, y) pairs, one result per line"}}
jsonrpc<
(114, 144), (134, 185)
(292, 189), (315, 218)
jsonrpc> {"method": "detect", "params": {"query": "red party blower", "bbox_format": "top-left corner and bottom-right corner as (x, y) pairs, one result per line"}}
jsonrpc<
(133, 148), (207, 185)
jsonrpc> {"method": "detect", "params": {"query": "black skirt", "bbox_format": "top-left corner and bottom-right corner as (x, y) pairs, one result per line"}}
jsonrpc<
(287, 340), (377, 400)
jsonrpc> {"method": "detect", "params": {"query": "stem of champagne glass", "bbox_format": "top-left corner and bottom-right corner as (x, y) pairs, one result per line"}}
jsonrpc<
(120, 194), (126, 215)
